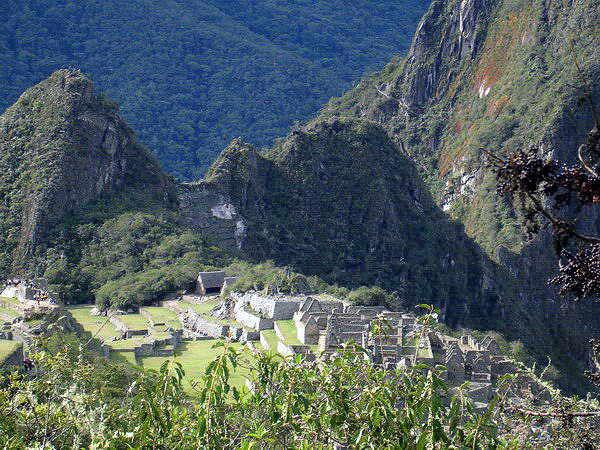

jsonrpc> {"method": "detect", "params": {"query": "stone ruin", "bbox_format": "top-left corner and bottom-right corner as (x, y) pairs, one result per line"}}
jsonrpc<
(1, 278), (59, 307)
(0, 278), (76, 369)
(291, 296), (525, 406)
(0, 278), (64, 334)
(198, 291), (523, 408)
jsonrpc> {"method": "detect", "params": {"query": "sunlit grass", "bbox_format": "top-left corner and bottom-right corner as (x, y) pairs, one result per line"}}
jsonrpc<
(0, 297), (20, 321)
(143, 306), (182, 329)
(275, 320), (301, 345)
(0, 339), (21, 363)
(139, 340), (249, 391)
(67, 306), (121, 341)
(118, 314), (149, 330)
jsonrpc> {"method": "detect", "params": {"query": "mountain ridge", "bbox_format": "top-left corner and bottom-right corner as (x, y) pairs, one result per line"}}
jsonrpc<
(317, 0), (600, 390)
(0, 0), (598, 392)
(0, 0), (430, 179)
(0, 69), (174, 274)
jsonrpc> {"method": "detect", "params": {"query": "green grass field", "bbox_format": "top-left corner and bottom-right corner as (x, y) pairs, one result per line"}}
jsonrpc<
(67, 306), (121, 341)
(181, 298), (220, 315)
(260, 329), (280, 351)
(143, 307), (181, 329)
(0, 339), (22, 363)
(110, 337), (148, 350)
(0, 297), (20, 320)
(275, 320), (301, 345)
(150, 329), (173, 340)
(139, 340), (249, 391)
(118, 314), (150, 331)
(109, 349), (138, 365)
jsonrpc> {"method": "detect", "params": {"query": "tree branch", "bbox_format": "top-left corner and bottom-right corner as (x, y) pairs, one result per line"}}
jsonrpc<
(506, 406), (600, 418)
(577, 143), (599, 178)
(526, 192), (600, 244)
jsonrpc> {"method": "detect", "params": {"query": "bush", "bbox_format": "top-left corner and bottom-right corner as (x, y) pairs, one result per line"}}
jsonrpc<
(347, 285), (396, 308)
(225, 261), (313, 295)
(70, 212), (230, 309)
(2, 332), (598, 448)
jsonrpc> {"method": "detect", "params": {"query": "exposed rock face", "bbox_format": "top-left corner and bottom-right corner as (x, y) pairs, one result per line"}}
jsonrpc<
(318, 0), (600, 390)
(394, 0), (493, 110)
(0, 70), (174, 272)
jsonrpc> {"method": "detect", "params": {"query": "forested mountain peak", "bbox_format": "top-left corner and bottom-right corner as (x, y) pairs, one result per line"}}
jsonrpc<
(0, 0), (431, 179)
(0, 69), (174, 274)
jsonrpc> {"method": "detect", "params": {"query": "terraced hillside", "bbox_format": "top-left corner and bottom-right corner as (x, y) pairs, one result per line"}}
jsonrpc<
(66, 300), (291, 391)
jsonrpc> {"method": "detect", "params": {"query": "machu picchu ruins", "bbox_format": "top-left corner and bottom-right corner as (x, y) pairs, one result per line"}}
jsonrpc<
(0, 270), (528, 410)
(0, 278), (72, 370)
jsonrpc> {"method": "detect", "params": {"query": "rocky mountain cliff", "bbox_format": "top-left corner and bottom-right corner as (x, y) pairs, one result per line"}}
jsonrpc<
(322, 0), (599, 251)
(0, 70), (174, 274)
(181, 118), (505, 329)
(182, 0), (600, 391)
(316, 0), (600, 389)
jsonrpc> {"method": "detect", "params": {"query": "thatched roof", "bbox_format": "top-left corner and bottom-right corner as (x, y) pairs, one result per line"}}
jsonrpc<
(197, 271), (225, 289)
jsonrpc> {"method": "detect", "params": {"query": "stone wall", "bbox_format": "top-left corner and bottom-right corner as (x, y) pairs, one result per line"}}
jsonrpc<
(228, 325), (243, 340)
(277, 340), (295, 357)
(134, 342), (156, 357)
(295, 318), (319, 345)
(109, 316), (126, 332)
(276, 340), (314, 361)
(182, 311), (229, 338)
(0, 330), (12, 340)
(318, 301), (344, 314)
(243, 292), (302, 320)
(240, 329), (260, 342)
(235, 305), (274, 330)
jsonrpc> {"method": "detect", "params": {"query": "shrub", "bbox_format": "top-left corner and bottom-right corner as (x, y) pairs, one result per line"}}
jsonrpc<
(347, 285), (396, 308)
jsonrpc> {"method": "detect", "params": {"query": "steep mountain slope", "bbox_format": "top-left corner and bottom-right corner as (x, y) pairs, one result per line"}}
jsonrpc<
(0, 70), (230, 304)
(322, 0), (599, 252)
(0, 69), (174, 275)
(0, 0), (430, 179)
(181, 118), (509, 329)
(317, 0), (600, 389)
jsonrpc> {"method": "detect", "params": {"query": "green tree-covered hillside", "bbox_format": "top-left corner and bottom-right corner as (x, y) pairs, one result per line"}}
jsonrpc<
(0, 0), (429, 179)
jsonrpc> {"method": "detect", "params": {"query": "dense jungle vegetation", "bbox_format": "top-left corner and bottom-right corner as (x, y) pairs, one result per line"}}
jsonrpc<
(0, 0), (430, 179)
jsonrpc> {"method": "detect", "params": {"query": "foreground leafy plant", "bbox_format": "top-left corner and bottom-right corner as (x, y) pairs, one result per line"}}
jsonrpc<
(1, 332), (598, 448)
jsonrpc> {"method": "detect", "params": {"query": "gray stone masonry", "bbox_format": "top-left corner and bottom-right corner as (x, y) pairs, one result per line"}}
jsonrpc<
(234, 303), (274, 330)
(241, 292), (304, 320)
(240, 329), (260, 343)
(0, 330), (12, 340)
(181, 309), (229, 338)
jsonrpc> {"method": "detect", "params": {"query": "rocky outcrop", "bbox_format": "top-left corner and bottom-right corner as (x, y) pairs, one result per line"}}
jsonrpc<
(396, 0), (493, 109)
(317, 0), (600, 391)
(0, 69), (175, 273)
(180, 118), (507, 328)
